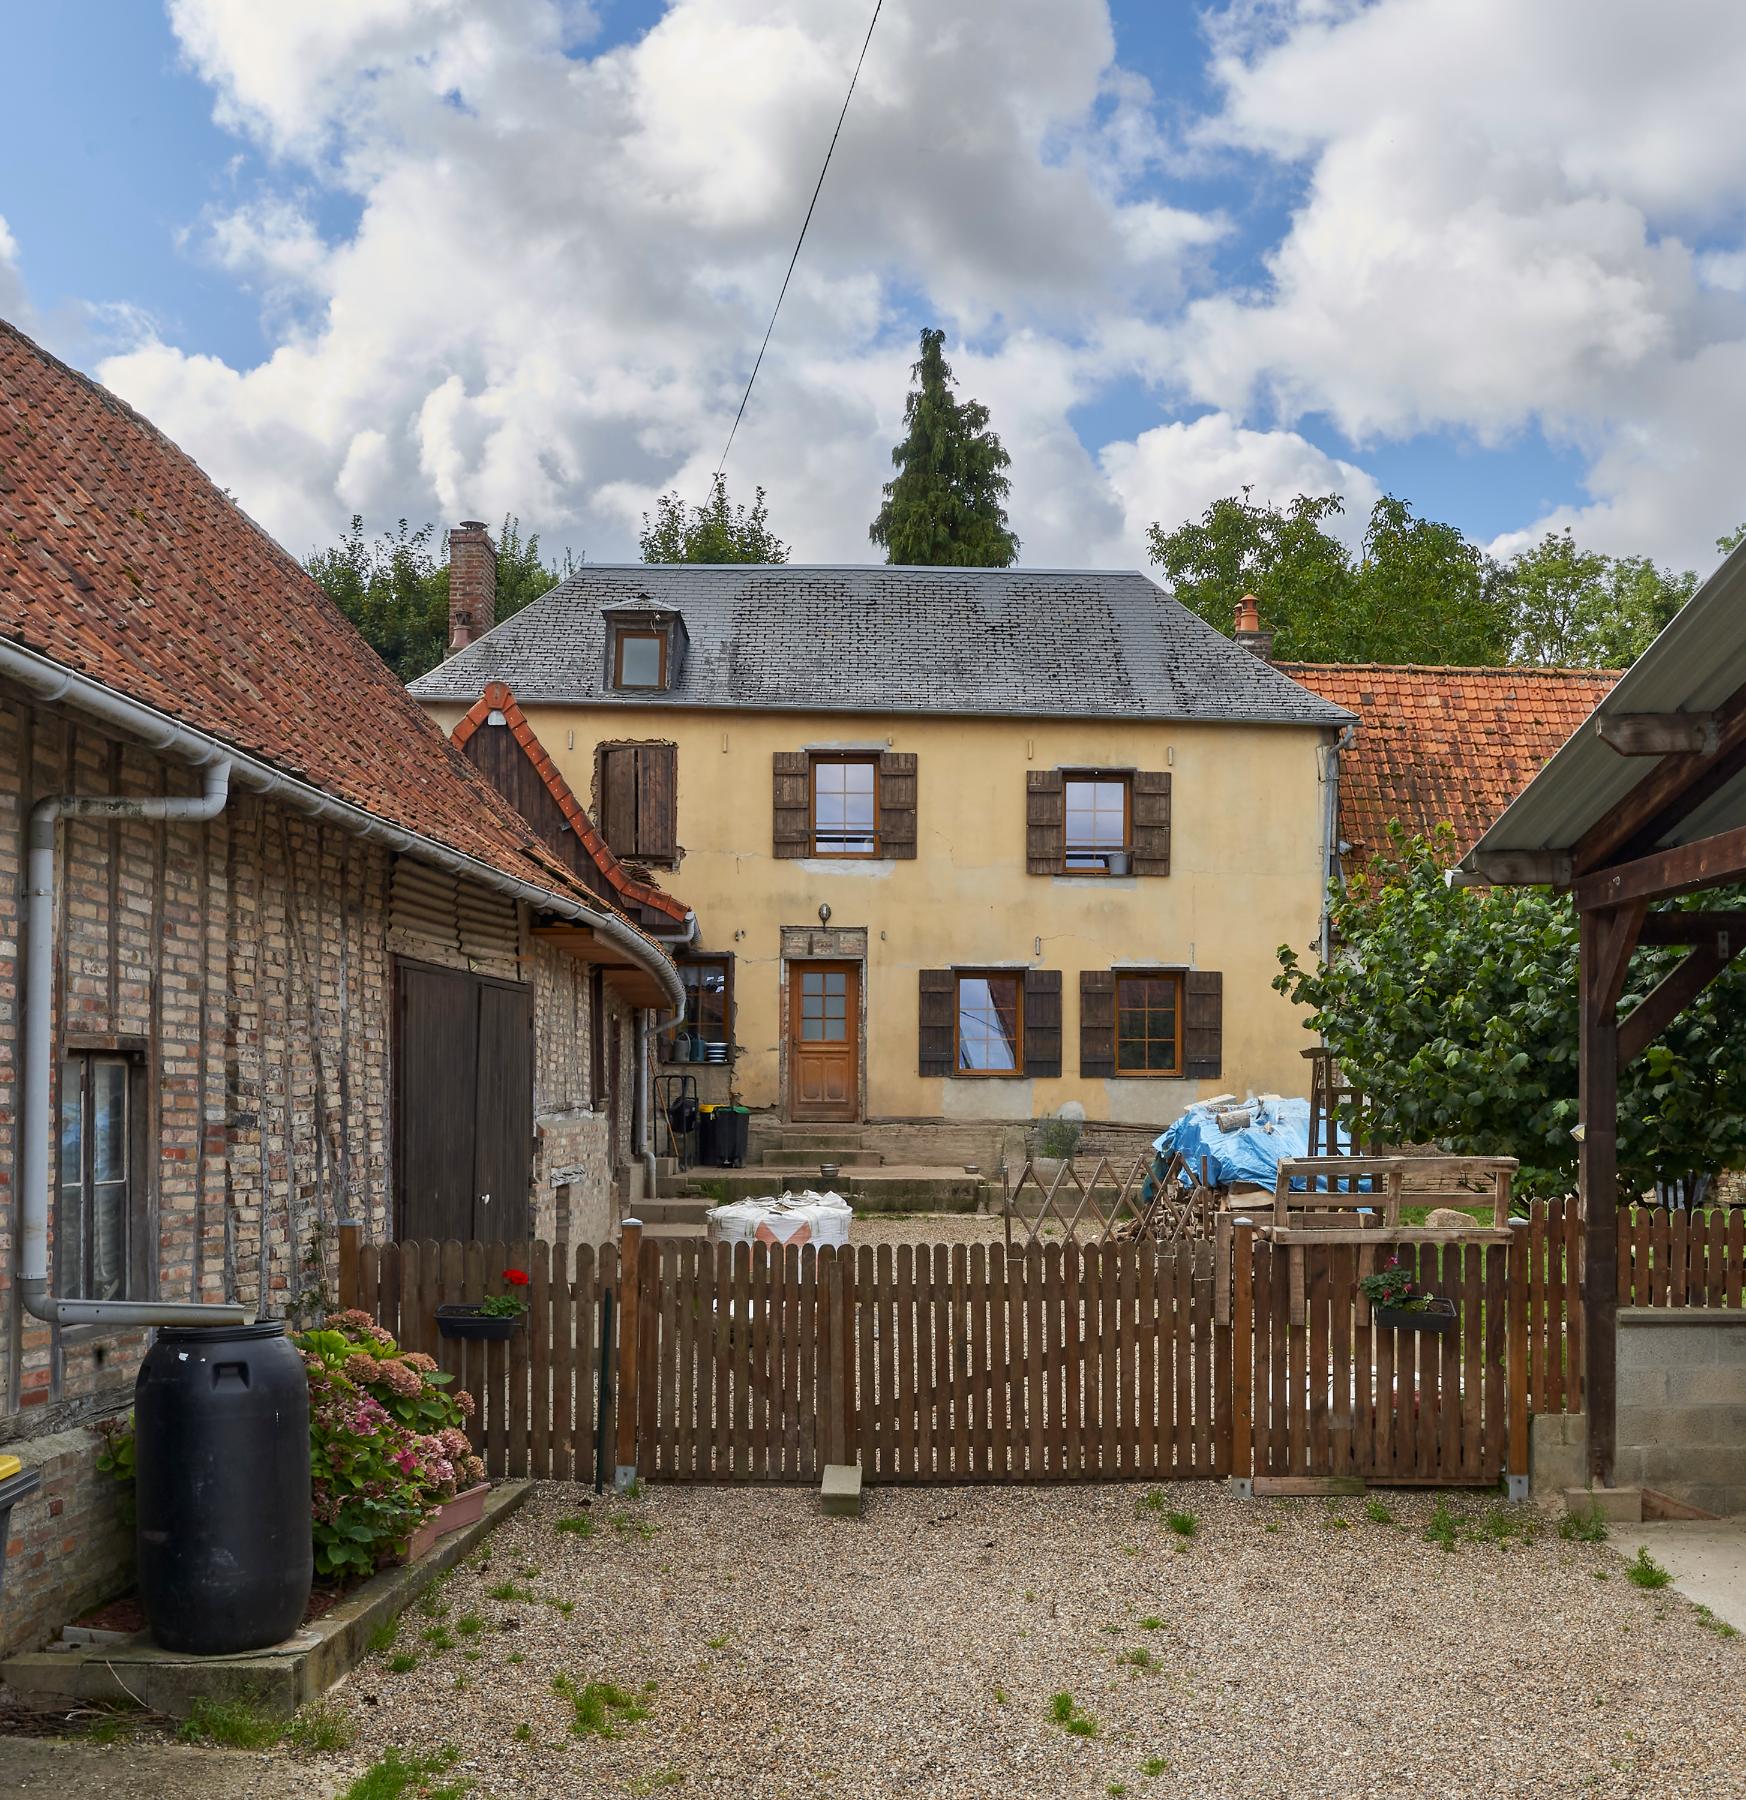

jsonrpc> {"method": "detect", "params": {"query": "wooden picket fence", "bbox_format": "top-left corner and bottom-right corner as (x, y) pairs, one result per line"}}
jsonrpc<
(336, 1198), (1746, 1492)
(1232, 1227), (1525, 1488)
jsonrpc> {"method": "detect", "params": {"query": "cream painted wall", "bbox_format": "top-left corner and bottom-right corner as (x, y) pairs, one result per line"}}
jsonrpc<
(425, 701), (1333, 1127)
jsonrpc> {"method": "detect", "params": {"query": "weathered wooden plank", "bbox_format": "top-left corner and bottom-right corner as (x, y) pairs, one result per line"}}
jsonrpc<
(1027, 1245), (1047, 1481)
(968, 1243), (988, 1480)
(529, 1240), (550, 1481)
(952, 1243), (972, 1479)
(1137, 1248), (1157, 1480)
(897, 1243), (917, 1480)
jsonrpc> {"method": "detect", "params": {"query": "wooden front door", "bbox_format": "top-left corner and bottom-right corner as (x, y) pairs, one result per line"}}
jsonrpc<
(788, 961), (860, 1122)
(396, 960), (534, 1243)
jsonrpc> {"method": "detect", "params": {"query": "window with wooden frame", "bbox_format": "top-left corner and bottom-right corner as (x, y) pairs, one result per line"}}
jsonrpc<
(954, 971), (1024, 1076)
(611, 627), (667, 691)
(1114, 971), (1183, 1075)
(663, 956), (732, 1063)
(810, 754), (880, 857)
(1063, 772), (1131, 873)
(58, 1051), (144, 1303)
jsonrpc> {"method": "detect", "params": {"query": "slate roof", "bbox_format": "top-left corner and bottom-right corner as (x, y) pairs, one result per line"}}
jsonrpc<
(0, 319), (640, 926)
(411, 565), (1354, 727)
(1282, 662), (1621, 860)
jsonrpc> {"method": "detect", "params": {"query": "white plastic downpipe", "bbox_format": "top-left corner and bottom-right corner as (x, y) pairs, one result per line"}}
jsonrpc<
(22, 759), (247, 1328)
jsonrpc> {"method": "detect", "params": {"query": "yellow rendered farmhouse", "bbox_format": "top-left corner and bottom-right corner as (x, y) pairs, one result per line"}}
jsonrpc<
(413, 551), (1352, 1137)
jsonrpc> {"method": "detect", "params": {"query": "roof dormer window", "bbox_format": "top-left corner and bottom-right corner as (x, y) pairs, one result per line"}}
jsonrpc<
(613, 629), (667, 690)
(603, 600), (686, 695)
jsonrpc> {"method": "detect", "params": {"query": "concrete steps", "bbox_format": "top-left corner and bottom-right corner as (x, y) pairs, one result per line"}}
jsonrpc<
(753, 1127), (869, 1153)
(758, 1147), (885, 1170)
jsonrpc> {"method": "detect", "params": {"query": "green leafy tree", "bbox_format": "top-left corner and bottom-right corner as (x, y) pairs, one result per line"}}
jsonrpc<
(1147, 490), (1505, 663)
(639, 471), (788, 564)
(306, 514), (565, 682)
(1275, 828), (1746, 1200)
(870, 327), (1019, 567)
(1498, 528), (1695, 667)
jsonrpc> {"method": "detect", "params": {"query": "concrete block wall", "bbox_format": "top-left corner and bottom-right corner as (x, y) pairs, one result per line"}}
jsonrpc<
(1615, 1308), (1746, 1515)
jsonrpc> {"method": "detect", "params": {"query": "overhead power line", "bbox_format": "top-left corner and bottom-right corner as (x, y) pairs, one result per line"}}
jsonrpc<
(716, 0), (883, 474)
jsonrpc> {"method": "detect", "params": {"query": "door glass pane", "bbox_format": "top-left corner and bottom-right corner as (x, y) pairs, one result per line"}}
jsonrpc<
(799, 969), (847, 1042)
(957, 975), (1021, 1073)
(59, 1063), (82, 1181)
(90, 1179), (126, 1302)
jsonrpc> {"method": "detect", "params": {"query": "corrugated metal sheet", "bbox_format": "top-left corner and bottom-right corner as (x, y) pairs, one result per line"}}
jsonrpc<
(1464, 541), (1746, 861)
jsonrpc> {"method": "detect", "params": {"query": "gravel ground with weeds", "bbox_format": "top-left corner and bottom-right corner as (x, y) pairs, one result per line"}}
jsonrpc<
(849, 1213), (1008, 1247)
(315, 1482), (1746, 1800)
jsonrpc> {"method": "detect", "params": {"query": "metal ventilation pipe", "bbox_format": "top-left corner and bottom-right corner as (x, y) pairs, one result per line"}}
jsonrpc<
(22, 759), (246, 1328)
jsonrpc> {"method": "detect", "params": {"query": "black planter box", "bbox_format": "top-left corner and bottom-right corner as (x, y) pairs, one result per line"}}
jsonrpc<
(437, 1304), (521, 1342)
(1374, 1296), (1457, 1333)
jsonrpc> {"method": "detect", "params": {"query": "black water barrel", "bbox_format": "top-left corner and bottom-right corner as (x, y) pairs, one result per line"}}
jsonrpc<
(134, 1320), (312, 1654)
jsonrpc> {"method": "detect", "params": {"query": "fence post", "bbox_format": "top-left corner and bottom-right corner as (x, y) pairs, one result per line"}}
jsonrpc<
(338, 1218), (362, 1313)
(1506, 1218), (1530, 1501)
(615, 1218), (643, 1490)
(1229, 1218), (1254, 1496)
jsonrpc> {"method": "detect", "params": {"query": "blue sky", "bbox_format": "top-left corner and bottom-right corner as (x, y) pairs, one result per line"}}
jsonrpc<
(2, 1), (1739, 573)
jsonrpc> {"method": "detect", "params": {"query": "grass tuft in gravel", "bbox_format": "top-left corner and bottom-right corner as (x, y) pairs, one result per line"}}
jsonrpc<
(1139, 1755), (1170, 1776)
(340, 1744), (468, 1800)
(628, 1772), (686, 1794)
(1364, 1499), (1395, 1525)
(1694, 1604), (1739, 1639)
(554, 1673), (652, 1739)
(367, 1616), (400, 1654)
(555, 1513), (596, 1539)
(455, 1612), (486, 1637)
(1627, 1547), (1672, 1590)
(1424, 1497), (1460, 1551)
(1047, 1691), (1098, 1738)
(176, 1695), (282, 1750)
(1118, 1647), (1161, 1675)
(1138, 1616), (1163, 1631)
(1560, 1503), (1610, 1543)
(487, 1580), (534, 1602)
(285, 1699), (356, 1752)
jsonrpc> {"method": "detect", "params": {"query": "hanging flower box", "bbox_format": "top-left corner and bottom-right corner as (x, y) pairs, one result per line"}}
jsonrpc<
(436, 1270), (530, 1340)
(1373, 1296), (1457, 1333)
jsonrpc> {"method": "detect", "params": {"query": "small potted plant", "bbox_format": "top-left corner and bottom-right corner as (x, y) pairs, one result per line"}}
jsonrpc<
(1360, 1256), (1456, 1332)
(437, 1268), (530, 1341)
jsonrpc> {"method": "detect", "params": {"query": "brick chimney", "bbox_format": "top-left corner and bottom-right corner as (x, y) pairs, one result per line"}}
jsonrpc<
(1233, 593), (1274, 661)
(446, 520), (497, 656)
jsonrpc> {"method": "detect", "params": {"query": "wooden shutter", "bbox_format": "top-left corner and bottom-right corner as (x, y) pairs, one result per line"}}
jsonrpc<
(599, 745), (638, 853)
(878, 752), (917, 859)
(1132, 770), (1172, 877)
(1079, 970), (1116, 1078)
(773, 751), (811, 859)
(636, 743), (678, 863)
(1027, 770), (1064, 874)
(919, 969), (954, 1077)
(1023, 969), (1062, 1078)
(1184, 970), (1223, 1078)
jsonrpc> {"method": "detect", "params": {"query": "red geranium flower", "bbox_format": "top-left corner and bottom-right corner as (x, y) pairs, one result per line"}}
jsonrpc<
(503, 1268), (530, 1286)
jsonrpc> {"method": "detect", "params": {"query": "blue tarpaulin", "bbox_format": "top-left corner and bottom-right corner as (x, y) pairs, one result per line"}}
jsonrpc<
(1151, 1095), (1361, 1191)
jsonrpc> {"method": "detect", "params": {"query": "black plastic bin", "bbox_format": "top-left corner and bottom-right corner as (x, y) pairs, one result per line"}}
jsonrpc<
(134, 1319), (312, 1655)
(702, 1106), (750, 1168)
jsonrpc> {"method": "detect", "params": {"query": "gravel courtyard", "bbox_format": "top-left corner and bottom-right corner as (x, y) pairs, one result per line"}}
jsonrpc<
(323, 1480), (1746, 1800)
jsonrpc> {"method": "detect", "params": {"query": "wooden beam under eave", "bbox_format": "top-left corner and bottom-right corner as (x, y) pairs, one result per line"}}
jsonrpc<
(1466, 850), (1574, 887)
(1595, 713), (1720, 756)
(1575, 676), (1746, 873)
(531, 923), (621, 965)
(605, 967), (669, 1008)
(1574, 822), (1746, 911)
(1618, 933), (1746, 1065)
(1637, 908), (1746, 944)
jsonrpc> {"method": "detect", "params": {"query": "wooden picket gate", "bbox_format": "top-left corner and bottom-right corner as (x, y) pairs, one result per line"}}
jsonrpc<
(1229, 1224), (1528, 1489)
(635, 1236), (1227, 1484)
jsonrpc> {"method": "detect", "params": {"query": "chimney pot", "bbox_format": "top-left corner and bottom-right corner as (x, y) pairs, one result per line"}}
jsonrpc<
(446, 521), (498, 657)
(1232, 593), (1274, 663)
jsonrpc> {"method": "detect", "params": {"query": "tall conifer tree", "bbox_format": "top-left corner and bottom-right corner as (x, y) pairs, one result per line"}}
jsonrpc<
(870, 328), (1019, 566)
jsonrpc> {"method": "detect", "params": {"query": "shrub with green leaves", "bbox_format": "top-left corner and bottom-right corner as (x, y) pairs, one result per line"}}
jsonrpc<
(1276, 828), (1746, 1199)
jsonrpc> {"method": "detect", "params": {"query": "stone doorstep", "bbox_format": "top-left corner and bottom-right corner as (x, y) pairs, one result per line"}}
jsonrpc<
(820, 1463), (862, 1518)
(0, 1480), (533, 1720)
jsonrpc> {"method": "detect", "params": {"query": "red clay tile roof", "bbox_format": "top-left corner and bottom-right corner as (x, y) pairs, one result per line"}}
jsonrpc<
(1281, 663), (1621, 860)
(452, 682), (692, 927)
(0, 319), (638, 925)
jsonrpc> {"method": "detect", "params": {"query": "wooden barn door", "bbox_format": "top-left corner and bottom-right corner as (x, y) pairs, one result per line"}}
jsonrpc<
(396, 960), (534, 1243)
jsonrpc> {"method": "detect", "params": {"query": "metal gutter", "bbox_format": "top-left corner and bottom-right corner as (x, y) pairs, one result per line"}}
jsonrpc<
(0, 637), (684, 1013)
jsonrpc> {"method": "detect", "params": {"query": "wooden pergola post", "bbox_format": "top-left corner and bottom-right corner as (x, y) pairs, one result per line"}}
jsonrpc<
(1578, 910), (1621, 1487)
